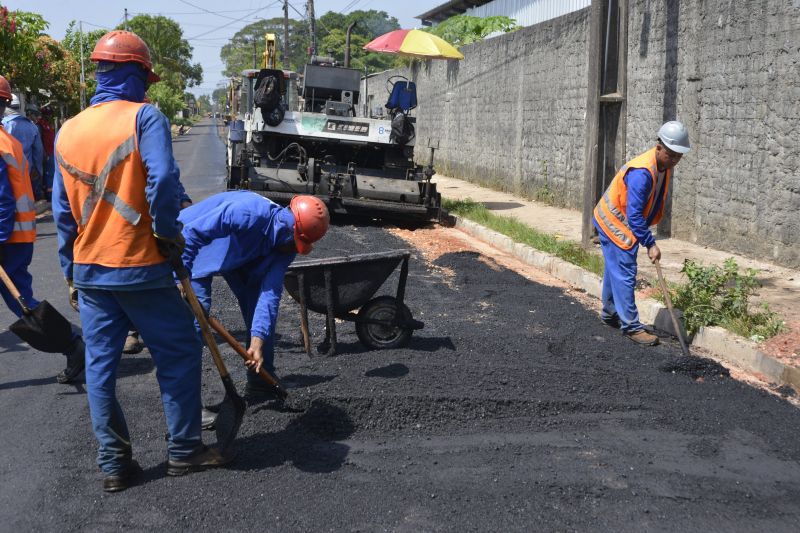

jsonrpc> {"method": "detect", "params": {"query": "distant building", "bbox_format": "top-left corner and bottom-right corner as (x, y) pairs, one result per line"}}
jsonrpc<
(417, 0), (591, 28)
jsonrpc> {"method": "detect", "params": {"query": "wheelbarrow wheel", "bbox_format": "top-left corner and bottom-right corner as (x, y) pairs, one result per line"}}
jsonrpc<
(355, 296), (413, 350)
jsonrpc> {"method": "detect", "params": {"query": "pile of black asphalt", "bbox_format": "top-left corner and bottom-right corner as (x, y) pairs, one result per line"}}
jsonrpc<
(2, 120), (800, 532)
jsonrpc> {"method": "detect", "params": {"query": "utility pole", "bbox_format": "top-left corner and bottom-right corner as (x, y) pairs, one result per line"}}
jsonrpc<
(306, 0), (316, 59)
(283, 0), (290, 66)
(124, 8), (129, 30)
(79, 20), (86, 110)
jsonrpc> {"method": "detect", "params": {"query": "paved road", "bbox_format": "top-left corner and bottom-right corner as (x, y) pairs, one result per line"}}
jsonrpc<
(2, 118), (800, 532)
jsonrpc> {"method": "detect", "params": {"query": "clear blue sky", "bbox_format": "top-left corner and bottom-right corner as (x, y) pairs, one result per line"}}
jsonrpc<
(5, 0), (436, 95)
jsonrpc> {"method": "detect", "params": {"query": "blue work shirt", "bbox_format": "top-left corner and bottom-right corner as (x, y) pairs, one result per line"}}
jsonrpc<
(53, 63), (190, 289)
(0, 156), (14, 243)
(2, 113), (43, 177)
(179, 191), (296, 340)
(622, 168), (666, 249)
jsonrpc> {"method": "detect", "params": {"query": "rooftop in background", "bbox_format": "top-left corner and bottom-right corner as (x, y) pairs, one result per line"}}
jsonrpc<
(417, 0), (490, 25)
(417, 0), (591, 27)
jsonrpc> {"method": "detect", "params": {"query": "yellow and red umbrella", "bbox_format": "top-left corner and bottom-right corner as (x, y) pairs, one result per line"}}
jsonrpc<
(363, 29), (464, 60)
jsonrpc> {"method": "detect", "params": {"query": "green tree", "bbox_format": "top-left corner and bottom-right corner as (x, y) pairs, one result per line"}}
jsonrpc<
(146, 82), (184, 121)
(34, 35), (81, 110)
(316, 10), (401, 72)
(121, 15), (202, 91)
(196, 94), (211, 114)
(0, 5), (48, 92)
(62, 21), (106, 100)
(220, 18), (308, 77)
(423, 15), (518, 47)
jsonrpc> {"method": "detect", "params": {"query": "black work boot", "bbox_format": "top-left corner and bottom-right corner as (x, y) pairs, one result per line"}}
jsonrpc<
(57, 337), (86, 384)
(167, 445), (231, 476)
(103, 460), (141, 493)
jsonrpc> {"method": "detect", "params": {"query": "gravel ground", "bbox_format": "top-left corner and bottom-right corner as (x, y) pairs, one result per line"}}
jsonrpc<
(3, 120), (800, 532)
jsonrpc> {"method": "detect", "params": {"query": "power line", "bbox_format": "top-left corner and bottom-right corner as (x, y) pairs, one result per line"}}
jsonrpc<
(176, 0), (250, 22)
(131, 8), (269, 16)
(185, 1), (283, 40)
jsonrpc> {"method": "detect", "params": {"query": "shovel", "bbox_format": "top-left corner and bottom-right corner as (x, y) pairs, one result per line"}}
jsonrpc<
(207, 315), (288, 401)
(0, 265), (74, 353)
(654, 260), (692, 358)
(170, 256), (246, 456)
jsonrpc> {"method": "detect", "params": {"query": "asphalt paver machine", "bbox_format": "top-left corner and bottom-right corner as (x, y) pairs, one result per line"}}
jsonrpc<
(225, 34), (441, 221)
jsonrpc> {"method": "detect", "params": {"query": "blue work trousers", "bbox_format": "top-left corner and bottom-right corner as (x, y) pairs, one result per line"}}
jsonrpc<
(598, 232), (644, 333)
(191, 270), (276, 376)
(78, 286), (203, 474)
(0, 243), (80, 351)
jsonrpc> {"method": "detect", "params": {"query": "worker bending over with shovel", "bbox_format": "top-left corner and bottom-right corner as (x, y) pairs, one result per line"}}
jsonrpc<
(52, 30), (228, 493)
(592, 121), (691, 346)
(177, 191), (329, 426)
(0, 74), (86, 383)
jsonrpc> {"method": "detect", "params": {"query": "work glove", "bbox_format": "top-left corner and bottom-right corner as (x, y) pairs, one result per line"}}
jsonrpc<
(154, 227), (189, 280)
(154, 229), (186, 261)
(66, 279), (79, 312)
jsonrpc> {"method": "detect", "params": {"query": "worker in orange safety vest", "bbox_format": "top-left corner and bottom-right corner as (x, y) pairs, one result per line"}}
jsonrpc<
(52, 31), (228, 493)
(593, 121), (691, 346)
(0, 74), (86, 383)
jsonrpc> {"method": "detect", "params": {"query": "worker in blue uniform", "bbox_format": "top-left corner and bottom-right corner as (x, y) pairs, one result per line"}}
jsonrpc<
(0, 74), (85, 383)
(2, 94), (44, 199)
(178, 191), (329, 422)
(52, 30), (229, 493)
(593, 121), (691, 345)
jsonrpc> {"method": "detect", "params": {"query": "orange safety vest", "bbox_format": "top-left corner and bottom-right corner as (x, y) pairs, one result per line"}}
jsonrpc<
(55, 100), (164, 268)
(0, 129), (36, 243)
(593, 147), (671, 250)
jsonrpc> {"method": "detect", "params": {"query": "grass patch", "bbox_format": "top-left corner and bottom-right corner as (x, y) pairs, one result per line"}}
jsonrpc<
(444, 198), (604, 276)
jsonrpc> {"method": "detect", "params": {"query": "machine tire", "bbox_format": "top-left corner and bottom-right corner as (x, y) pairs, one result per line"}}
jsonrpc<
(355, 296), (413, 350)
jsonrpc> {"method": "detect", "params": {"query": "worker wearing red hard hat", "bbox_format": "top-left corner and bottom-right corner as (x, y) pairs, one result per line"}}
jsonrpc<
(177, 191), (329, 425)
(52, 30), (225, 493)
(0, 74), (87, 383)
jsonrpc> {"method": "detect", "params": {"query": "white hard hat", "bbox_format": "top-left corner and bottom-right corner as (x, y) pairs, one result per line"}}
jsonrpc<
(657, 121), (691, 154)
(9, 93), (20, 109)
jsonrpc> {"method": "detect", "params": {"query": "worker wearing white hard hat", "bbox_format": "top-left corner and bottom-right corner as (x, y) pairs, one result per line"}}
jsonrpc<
(592, 121), (691, 346)
(2, 93), (44, 199)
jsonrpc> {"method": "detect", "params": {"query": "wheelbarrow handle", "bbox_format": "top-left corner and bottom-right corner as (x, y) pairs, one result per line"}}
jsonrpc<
(207, 315), (289, 400)
(0, 265), (31, 314)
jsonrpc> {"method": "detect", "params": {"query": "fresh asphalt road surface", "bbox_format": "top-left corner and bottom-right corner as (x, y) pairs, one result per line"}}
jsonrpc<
(2, 119), (800, 532)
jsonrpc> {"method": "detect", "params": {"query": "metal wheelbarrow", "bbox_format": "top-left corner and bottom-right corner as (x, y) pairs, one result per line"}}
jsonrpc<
(283, 250), (424, 356)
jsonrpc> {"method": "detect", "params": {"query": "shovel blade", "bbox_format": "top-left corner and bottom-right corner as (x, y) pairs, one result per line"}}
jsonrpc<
(10, 300), (73, 353)
(214, 375), (246, 454)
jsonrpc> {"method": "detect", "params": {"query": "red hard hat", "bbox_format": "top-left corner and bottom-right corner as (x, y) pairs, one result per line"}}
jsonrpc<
(289, 195), (330, 255)
(0, 75), (11, 101)
(90, 30), (161, 83)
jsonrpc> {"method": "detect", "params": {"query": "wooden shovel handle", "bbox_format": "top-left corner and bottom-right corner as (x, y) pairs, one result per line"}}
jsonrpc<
(0, 265), (22, 300)
(177, 275), (232, 379)
(0, 264), (29, 313)
(654, 260), (691, 358)
(207, 315), (288, 398)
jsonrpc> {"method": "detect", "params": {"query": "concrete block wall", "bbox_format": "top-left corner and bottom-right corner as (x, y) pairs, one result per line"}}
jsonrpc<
(627, 0), (800, 267)
(361, 0), (800, 268)
(363, 9), (591, 209)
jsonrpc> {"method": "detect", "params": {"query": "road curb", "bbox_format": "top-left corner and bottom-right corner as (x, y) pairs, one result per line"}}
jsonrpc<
(452, 215), (800, 391)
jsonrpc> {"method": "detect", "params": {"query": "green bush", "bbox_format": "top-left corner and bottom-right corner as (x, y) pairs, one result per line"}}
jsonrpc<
(670, 258), (786, 340)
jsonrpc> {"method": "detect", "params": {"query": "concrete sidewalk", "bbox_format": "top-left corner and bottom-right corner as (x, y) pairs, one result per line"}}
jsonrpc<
(436, 174), (800, 382)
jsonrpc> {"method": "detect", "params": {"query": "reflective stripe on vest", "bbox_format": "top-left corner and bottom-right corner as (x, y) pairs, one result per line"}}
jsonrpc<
(596, 191), (634, 248)
(56, 135), (142, 226)
(0, 130), (37, 243)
